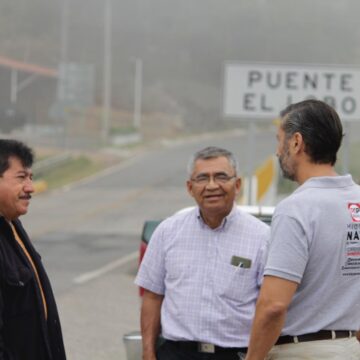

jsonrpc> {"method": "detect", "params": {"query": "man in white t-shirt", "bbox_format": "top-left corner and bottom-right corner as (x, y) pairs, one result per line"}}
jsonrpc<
(245, 100), (360, 360)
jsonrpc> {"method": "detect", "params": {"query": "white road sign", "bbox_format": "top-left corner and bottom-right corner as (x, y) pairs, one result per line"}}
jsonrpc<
(57, 63), (95, 107)
(223, 63), (360, 120)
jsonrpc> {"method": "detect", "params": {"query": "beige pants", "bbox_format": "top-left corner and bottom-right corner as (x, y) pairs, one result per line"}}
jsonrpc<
(266, 338), (360, 360)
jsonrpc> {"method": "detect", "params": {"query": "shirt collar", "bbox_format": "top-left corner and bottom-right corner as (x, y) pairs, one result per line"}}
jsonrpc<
(294, 174), (354, 194)
(196, 203), (237, 230)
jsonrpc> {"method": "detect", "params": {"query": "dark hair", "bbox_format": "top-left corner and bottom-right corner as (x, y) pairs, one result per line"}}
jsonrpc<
(187, 146), (238, 176)
(280, 99), (343, 165)
(0, 139), (34, 176)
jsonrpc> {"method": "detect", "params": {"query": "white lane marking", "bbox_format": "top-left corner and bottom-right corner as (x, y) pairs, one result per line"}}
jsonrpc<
(73, 251), (138, 285)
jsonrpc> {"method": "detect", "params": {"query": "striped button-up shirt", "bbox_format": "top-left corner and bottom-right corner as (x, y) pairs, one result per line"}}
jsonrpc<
(135, 205), (270, 348)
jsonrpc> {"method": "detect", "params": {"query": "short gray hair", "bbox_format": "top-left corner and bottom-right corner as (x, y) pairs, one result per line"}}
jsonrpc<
(187, 146), (238, 177)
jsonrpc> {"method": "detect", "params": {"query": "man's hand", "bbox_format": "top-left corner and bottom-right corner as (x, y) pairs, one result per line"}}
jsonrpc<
(143, 353), (157, 360)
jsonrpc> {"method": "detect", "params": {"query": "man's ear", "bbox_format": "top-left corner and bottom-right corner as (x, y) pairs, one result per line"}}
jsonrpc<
(186, 180), (194, 198)
(292, 132), (304, 154)
(235, 177), (242, 195)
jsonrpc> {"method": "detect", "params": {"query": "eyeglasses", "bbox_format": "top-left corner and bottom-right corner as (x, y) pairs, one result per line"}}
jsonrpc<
(190, 173), (236, 185)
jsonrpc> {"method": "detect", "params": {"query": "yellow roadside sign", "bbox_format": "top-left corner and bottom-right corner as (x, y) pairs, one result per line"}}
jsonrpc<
(255, 156), (276, 202)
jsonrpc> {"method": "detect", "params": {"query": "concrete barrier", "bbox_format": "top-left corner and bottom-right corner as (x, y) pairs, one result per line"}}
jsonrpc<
(123, 331), (142, 360)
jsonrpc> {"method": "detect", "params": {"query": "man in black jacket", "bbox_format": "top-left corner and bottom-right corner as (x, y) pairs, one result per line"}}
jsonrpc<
(0, 139), (66, 360)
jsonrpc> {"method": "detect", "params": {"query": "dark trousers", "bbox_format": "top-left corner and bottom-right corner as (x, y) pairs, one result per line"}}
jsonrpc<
(156, 340), (246, 360)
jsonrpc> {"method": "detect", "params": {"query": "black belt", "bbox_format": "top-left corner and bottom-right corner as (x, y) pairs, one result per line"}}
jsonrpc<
(276, 330), (355, 345)
(166, 340), (248, 354)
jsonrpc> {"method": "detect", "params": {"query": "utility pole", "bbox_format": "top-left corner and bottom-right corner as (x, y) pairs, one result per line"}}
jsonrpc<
(60, 0), (69, 63)
(102, 0), (112, 143)
(133, 58), (143, 129)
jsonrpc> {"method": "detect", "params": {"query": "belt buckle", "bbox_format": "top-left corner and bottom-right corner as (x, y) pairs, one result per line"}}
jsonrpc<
(198, 342), (215, 353)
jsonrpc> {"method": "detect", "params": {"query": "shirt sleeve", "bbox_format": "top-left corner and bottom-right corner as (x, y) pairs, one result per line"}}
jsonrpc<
(264, 214), (309, 283)
(256, 225), (271, 286)
(134, 223), (167, 295)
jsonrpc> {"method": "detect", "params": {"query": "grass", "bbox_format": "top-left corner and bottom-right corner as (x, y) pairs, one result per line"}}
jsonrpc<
(34, 156), (104, 190)
(110, 126), (137, 135)
(34, 139), (360, 195)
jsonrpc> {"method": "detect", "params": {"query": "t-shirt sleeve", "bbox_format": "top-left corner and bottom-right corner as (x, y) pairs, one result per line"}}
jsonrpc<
(264, 214), (309, 283)
(134, 223), (166, 295)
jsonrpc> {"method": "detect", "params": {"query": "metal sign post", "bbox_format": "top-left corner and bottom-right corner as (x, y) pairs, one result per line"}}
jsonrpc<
(246, 121), (256, 205)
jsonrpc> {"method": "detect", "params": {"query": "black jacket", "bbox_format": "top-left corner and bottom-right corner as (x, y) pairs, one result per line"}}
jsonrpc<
(0, 217), (66, 360)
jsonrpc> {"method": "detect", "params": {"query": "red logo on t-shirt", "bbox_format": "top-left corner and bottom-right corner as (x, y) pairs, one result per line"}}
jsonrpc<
(348, 203), (360, 222)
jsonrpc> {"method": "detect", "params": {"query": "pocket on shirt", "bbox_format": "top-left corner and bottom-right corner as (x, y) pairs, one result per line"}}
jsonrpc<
(215, 262), (258, 303)
(2, 266), (34, 318)
(3, 265), (32, 287)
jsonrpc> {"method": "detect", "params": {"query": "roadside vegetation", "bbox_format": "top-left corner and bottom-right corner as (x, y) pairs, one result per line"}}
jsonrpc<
(33, 155), (105, 191)
(32, 134), (360, 196)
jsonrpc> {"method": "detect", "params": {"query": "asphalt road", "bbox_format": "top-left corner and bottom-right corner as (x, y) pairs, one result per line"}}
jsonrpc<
(21, 127), (277, 360)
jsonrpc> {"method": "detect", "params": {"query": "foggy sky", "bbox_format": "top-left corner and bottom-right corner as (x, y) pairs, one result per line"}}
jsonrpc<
(1, 0), (359, 129)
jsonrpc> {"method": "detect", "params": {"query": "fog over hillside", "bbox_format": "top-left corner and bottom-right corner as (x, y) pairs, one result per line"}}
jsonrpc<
(0, 0), (359, 131)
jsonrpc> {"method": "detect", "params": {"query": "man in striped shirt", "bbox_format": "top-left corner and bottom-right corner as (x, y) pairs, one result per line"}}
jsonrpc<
(135, 146), (270, 360)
